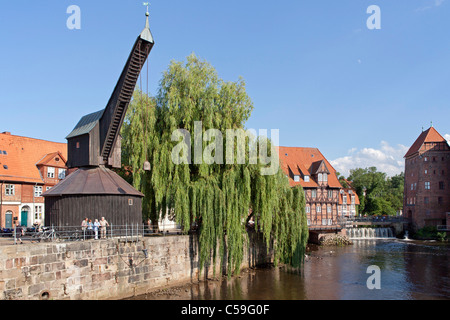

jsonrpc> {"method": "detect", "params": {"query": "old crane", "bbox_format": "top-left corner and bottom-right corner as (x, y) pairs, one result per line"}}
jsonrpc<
(43, 11), (154, 227)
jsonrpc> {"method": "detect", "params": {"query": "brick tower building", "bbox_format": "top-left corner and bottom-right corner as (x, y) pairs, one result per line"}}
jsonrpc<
(404, 126), (450, 230)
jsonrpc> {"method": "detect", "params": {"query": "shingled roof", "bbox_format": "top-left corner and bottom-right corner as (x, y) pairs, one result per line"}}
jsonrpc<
(0, 132), (67, 184)
(404, 126), (449, 158)
(66, 109), (104, 139)
(42, 166), (144, 197)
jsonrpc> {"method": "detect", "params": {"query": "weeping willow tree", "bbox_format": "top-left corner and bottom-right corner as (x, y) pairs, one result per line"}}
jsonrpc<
(121, 54), (308, 276)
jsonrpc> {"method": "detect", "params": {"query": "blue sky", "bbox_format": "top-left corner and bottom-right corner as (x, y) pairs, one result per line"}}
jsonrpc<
(0, 0), (449, 176)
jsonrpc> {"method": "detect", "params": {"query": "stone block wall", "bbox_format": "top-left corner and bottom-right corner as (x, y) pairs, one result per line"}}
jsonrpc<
(0, 232), (272, 300)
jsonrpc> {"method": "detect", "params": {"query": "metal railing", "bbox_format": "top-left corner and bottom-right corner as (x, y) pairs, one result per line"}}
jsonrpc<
(347, 216), (410, 223)
(1, 222), (184, 245)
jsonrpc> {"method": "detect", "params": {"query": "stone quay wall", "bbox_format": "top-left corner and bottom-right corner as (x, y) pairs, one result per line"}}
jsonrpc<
(0, 232), (272, 300)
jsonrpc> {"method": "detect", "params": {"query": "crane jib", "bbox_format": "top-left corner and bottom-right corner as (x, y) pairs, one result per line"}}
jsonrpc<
(99, 36), (154, 166)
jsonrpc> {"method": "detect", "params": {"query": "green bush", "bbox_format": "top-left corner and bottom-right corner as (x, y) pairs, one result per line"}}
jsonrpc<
(414, 226), (438, 240)
(437, 232), (447, 242)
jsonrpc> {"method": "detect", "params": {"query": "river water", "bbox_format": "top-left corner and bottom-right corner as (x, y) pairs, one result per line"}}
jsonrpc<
(131, 239), (450, 300)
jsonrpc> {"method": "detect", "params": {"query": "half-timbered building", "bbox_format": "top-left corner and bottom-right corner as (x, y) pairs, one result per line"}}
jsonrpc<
(279, 147), (359, 231)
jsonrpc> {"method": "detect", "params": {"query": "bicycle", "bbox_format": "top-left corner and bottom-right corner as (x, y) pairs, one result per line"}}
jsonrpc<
(31, 227), (59, 242)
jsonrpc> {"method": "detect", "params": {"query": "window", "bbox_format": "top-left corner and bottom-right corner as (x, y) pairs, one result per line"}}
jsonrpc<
(327, 205), (331, 214)
(3, 165), (8, 170)
(294, 175), (300, 182)
(351, 196), (355, 205)
(424, 157), (428, 162)
(425, 170), (428, 175)
(343, 205), (347, 214)
(343, 195), (347, 204)
(304, 176), (310, 182)
(316, 205), (321, 213)
(46, 186), (52, 191)
(328, 190), (333, 199)
(323, 174), (328, 182)
(424, 197), (429, 204)
(439, 181), (445, 190)
(5, 184), (15, 196)
(411, 184), (414, 191)
(414, 183), (417, 190)
(34, 186), (43, 197)
(58, 169), (66, 180)
(47, 167), (55, 178)
(76, 142), (80, 149)
(425, 182), (431, 190)
(306, 205), (310, 214)
(128, 199), (134, 206)
(34, 206), (43, 220)
(311, 190), (317, 198)
(318, 173), (323, 182)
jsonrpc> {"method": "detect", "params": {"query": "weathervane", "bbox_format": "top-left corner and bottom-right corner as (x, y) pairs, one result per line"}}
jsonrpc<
(143, 2), (150, 16)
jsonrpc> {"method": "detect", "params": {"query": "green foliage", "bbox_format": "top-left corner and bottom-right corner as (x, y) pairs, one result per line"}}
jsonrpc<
(437, 232), (447, 242)
(414, 226), (447, 241)
(346, 167), (404, 216)
(120, 54), (308, 277)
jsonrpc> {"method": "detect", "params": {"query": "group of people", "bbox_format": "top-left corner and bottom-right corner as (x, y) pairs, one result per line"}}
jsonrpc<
(81, 217), (109, 240)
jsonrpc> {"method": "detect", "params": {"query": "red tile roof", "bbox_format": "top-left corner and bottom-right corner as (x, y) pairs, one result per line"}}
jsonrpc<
(0, 133), (67, 184)
(36, 152), (67, 168)
(278, 146), (342, 188)
(404, 126), (448, 158)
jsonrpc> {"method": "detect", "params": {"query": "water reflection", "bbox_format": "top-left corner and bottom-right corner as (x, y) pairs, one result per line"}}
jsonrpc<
(131, 240), (450, 300)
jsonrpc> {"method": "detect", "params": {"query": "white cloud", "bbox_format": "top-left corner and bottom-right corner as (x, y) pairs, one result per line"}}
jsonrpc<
(445, 133), (450, 143)
(331, 141), (409, 178)
(416, 0), (445, 11)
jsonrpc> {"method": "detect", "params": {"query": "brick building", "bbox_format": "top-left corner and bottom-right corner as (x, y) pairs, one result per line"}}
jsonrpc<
(0, 132), (67, 228)
(278, 147), (359, 230)
(403, 126), (450, 230)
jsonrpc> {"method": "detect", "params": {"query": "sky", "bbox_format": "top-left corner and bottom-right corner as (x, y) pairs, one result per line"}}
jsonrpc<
(0, 0), (449, 177)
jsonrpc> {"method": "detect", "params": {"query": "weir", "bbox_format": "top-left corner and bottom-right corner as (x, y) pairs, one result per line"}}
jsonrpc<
(346, 227), (395, 239)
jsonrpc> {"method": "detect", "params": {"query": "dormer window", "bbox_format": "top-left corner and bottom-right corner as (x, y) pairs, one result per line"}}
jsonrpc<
(323, 173), (328, 183)
(304, 176), (310, 182)
(294, 175), (300, 182)
(58, 169), (66, 180)
(318, 173), (323, 182)
(47, 167), (55, 178)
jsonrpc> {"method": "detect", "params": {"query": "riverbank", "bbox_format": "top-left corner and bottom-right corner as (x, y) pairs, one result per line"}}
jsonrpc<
(0, 233), (272, 300)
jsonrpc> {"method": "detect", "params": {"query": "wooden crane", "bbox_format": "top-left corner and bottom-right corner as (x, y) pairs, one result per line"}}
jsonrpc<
(43, 11), (155, 227)
(66, 12), (154, 169)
